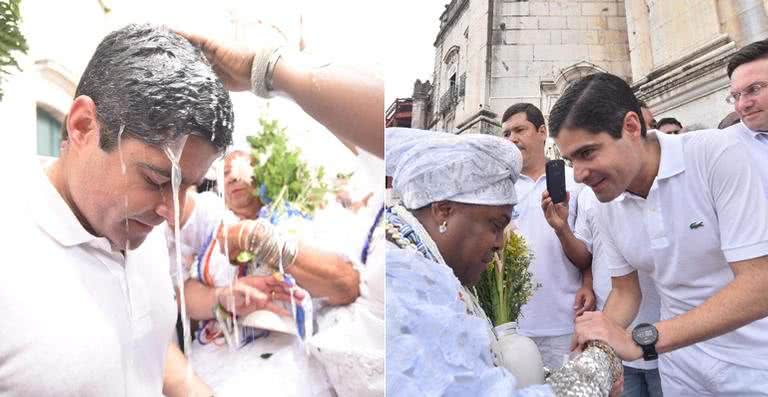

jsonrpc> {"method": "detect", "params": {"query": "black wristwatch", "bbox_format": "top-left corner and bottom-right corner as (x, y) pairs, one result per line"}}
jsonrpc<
(631, 323), (659, 361)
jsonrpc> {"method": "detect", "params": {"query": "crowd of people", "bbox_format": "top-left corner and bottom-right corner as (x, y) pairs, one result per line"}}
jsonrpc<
(2, 15), (768, 397)
(1, 23), (384, 397)
(386, 37), (768, 396)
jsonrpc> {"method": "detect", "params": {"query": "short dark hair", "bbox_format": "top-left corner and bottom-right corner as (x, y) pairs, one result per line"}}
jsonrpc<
(548, 73), (646, 139)
(727, 38), (768, 78)
(656, 117), (682, 129)
(75, 24), (234, 152)
(501, 102), (545, 129)
(637, 99), (649, 109)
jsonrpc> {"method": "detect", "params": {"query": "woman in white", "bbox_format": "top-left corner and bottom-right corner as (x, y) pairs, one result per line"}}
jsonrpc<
(385, 128), (622, 396)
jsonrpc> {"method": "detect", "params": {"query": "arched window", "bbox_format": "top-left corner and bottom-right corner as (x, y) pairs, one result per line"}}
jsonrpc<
(36, 107), (62, 157)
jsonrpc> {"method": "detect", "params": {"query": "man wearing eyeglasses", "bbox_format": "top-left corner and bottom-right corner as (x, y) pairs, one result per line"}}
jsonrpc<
(726, 39), (768, 197)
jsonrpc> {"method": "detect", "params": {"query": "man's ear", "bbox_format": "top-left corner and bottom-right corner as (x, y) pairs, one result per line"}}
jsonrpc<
(66, 95), (101, 151)
(538, 123), (547, 137)
(622, 111), (644, 141)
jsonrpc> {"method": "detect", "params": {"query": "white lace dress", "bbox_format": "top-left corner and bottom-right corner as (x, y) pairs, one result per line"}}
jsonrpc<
(307, 196), (386, 397)
(386, 241), (554, 396)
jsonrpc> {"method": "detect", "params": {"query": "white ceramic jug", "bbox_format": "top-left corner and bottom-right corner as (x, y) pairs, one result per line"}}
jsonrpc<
(493, 322), (546, 389)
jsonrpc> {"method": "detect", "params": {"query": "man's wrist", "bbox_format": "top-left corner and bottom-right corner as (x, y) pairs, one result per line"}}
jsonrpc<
(554, 223), (572, 237)
(628, 333), (644, 361)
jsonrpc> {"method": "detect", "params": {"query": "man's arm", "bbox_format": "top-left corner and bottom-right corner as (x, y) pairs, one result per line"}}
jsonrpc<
(288, 244), (360, 305)
(654, 255), (768, 354)
(176, 31), (383, 157)
(574, 266), (596, 316)
(572, 271), (643, 358)
(576, 257), (768, 361)
(220, 221), (361, 305)
(542, 190), (592, 270)
(603, 271), (642, 328)
(184, 277), (300, 321)
(271, 52), (383, 157)
(162, 343), (213, 397)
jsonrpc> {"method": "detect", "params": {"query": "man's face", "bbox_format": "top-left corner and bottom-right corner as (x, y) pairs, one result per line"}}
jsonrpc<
(658, 123), (682, 134)
(555, 127), (643, 202)
(223, 152), (257, 211)
(69, 134), (218, 250)
(730, 58), (768, 131)
(502, 113), (546, 168)
(437, 203), (514, 286)
(641, 107), (656, 130)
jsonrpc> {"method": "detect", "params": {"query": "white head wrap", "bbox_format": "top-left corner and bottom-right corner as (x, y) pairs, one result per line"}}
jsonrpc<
(385, 127), (522, 209)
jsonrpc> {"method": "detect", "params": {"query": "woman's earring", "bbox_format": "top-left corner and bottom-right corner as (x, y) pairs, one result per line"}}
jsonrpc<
(438, 221), (448, 234)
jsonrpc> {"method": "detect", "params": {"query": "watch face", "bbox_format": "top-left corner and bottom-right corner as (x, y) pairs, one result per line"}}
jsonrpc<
(632, 324), (658, 345)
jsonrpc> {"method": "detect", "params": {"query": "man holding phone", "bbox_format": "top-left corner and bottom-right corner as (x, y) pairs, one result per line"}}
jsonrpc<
(501, 103), (592, 369)
(550, 72), (768, 395)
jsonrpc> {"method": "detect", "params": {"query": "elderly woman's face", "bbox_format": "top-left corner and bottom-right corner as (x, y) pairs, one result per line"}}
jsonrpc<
(436, 202), (514, 286)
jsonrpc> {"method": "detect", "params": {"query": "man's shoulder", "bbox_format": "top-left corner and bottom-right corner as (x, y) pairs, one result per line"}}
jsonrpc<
(680, 129), (743, 159)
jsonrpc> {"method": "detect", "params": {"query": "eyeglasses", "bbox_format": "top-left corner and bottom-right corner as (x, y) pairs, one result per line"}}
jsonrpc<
(726, 82), (768, 104)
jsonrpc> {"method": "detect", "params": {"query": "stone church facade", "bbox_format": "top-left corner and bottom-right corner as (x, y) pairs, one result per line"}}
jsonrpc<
(413, 0), (768, 139)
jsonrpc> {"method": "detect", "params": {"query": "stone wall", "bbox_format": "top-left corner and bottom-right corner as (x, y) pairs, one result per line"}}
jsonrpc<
(489, 0), (630, 122)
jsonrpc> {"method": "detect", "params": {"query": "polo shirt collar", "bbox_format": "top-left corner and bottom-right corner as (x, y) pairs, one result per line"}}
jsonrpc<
(739, 121), (768, 140)
(654, 131), (685, 180)
(31, 159), (100, 248)
(617, 131), (684, 201)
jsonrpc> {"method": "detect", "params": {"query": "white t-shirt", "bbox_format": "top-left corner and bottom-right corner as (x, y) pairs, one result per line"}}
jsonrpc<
(724, 122), (768, 198)
(598, 131), (768, 370)
(514, 167), (584, 337)
(574, 188), (660, 370)
(0, 160), (177, 396)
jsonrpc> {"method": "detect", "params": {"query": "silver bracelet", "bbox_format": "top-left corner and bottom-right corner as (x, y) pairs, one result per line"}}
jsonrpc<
(250, 46), (283, 98)
(281, 238), (299, 270)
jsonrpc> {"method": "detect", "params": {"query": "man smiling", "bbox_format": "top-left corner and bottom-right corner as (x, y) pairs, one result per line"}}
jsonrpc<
(724, 39), (768, 197)
(550, 72), (768, 395)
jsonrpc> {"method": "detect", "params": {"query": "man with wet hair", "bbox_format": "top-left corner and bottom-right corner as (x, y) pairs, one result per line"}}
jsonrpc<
(0, 24), (289, 396)
(550, 72), (768, 395)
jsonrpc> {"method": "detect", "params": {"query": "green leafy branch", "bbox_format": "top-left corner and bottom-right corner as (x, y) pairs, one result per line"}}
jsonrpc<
(475, 231), (540, 326)
(0, 0), (28, 101)
(246, 118), (328, 216)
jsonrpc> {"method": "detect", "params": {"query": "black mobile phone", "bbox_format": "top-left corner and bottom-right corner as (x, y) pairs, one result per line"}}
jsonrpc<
(546, 159), (566, 204)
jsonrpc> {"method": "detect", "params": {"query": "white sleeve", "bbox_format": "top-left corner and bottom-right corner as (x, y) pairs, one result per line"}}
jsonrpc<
(706, 139), (768, 262)
(573, 190), (594, 253)
(597, 207), (636, 277)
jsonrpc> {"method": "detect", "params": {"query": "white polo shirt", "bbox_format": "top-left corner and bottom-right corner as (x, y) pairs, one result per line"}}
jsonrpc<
(597, 131), (768, 369)
(724, 122), (768, 197)
(574, 188), (660, 370)
(0, 159), (177, 396)
(514, 167), (584, 337)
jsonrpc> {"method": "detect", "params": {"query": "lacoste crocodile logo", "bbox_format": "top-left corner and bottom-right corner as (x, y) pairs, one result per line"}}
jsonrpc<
(689, 221), (704, 230)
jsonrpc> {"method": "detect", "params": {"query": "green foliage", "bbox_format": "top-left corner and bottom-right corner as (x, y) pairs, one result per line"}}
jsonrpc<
(0, 0), (28, 101)
(246, 118), (328, 215)
(475, 231), (540, 326)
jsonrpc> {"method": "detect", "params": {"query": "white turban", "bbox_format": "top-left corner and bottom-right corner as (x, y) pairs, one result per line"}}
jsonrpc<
(386, 127), (522, 209)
